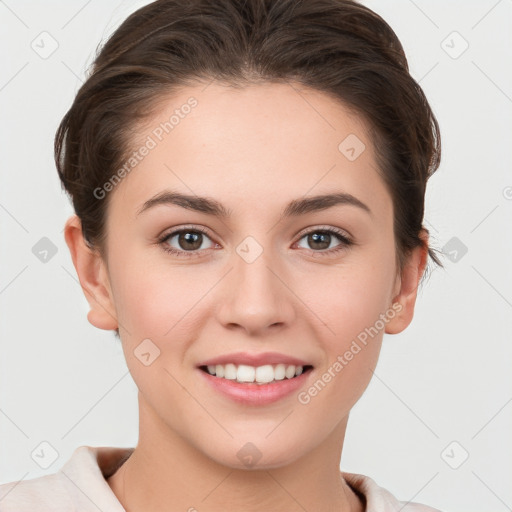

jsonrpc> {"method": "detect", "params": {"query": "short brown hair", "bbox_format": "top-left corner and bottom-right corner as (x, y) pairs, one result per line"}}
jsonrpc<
(55, 0), (442, 275)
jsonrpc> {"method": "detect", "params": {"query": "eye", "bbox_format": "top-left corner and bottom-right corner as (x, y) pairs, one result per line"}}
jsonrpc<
(158, 226), (217, 258)
(157, 225), (353, 259)
(295, 227), (353, 255)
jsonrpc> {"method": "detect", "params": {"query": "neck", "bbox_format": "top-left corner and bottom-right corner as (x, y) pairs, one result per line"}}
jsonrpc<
(107, 396), (364, 512)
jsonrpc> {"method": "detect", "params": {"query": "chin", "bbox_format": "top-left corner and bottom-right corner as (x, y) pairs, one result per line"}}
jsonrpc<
(198, 434), (308, 471)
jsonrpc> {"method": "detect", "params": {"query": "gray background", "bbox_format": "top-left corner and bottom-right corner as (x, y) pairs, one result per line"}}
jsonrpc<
(1, 1), (511, 510)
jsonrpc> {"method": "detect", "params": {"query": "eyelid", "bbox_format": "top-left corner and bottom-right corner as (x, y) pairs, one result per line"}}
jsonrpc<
(158, 224), (214, 240)
(158, 224), (352, 244)
(294, 224), (353, 243)
(157, 225), (217, 246)
(157, 223), (354, 257)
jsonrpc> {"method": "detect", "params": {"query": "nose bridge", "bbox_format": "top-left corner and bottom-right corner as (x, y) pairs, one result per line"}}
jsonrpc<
(216, 233), (294, 333)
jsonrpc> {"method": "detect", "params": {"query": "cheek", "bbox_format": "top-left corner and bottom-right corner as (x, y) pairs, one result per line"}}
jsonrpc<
(299, 249), (396, 401)
(108, 248), (211, 338)
(307, 248), (396, 344)
(107, 259), (205, 402)
(109, 226), (396, 348)
(308, 269), (388, 367)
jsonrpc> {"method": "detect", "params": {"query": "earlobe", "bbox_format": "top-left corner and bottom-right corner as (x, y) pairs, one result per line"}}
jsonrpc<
(385, 230), (429, 335)
(63, 215), (118, 331)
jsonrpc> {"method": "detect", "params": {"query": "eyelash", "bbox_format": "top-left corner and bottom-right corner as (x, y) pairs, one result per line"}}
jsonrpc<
(157, 225), (354, 259)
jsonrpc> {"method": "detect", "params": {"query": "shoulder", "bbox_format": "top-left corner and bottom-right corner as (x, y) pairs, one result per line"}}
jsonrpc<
(0, 445), (131, 512)
(0, 471), (72, 512)
(342, 471), (443, 512)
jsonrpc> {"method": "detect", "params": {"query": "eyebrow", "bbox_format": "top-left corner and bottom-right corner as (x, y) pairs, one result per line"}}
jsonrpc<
(136, 189), (372, 218)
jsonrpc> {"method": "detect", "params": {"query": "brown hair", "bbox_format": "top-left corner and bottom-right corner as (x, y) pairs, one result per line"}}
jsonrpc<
(55, 0), (442, 276)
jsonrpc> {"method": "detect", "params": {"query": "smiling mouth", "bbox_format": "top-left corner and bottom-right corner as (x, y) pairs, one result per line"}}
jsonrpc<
(198, 364), (314, 385)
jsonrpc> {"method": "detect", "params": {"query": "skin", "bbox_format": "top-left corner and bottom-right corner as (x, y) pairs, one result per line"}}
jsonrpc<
(65, 81), (428, 512)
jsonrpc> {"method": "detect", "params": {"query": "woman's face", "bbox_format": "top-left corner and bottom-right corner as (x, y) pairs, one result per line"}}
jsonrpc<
(81, 82), (413, 468)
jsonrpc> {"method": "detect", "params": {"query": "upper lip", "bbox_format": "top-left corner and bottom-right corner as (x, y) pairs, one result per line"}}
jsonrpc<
(198, 351), (313, 368)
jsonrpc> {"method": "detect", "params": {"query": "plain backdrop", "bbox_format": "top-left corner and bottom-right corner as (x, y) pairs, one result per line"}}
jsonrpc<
(1, 1), (511, 511)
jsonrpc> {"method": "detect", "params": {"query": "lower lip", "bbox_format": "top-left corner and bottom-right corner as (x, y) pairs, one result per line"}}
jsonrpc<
(197, 367), (313, 405)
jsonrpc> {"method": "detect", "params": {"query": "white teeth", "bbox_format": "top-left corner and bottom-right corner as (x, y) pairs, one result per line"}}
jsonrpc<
(285, 365), (296, 379)
(237, 364), (255, 382)
(224, 363), (237, 380)
(256, 365), (274, 383)
(274, 364), (285, 380)
(203, 363), (307, 384)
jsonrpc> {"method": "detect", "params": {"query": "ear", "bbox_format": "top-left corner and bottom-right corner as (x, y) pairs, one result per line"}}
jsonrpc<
(385, 229), (429, 335)
(64, 215), (118, 331)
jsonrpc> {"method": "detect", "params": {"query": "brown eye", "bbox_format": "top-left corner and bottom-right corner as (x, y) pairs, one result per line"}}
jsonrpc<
(306, 232), (332, 250)
(295, 228), (353, 255)
(175, 231), (204, 251)
(159, 227), (216, 257)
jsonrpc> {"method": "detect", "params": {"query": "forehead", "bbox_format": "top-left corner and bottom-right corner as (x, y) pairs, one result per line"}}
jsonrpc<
(108, 81), (391, 222)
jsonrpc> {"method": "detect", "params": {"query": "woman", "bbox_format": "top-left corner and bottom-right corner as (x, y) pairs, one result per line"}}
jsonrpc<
(0, 0), (444, 510)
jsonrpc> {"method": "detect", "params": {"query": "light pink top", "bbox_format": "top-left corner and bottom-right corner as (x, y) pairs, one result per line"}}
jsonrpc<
(0, 446), (442, 511)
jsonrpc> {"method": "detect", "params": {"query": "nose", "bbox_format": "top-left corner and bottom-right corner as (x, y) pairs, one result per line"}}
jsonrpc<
(215, 240), (296, 336)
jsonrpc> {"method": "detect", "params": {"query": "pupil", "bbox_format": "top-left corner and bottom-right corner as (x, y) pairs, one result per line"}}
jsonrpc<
(309, 232), (330, 250)
(180, 231), (202, 250)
